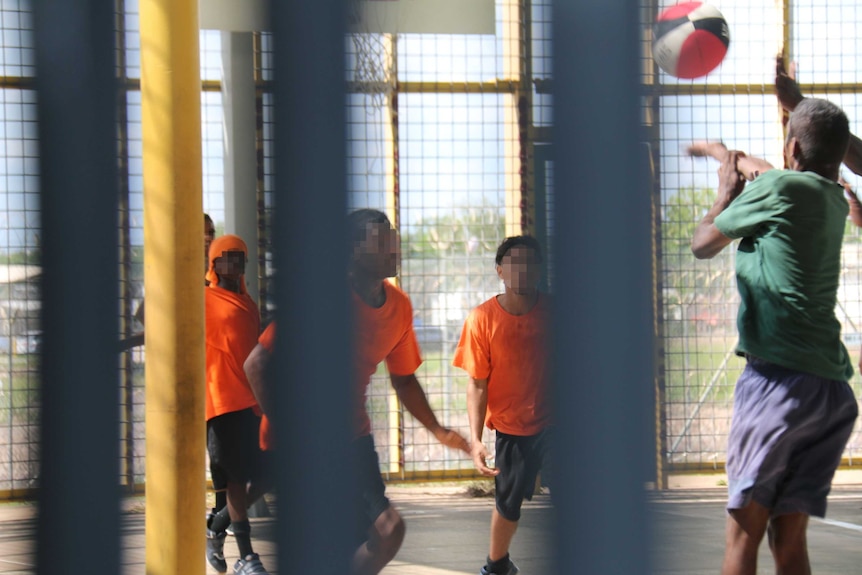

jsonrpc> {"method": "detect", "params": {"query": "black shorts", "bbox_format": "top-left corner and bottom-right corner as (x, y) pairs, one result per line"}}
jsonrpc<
(207, 408), (262, 485)
(351, 434), (391, 545)
(494, 428), (551, 521)
(210, 460), (228, 491)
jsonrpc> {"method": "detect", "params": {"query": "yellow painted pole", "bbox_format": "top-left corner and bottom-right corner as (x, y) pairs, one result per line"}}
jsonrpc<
(140, 0), (205, 574)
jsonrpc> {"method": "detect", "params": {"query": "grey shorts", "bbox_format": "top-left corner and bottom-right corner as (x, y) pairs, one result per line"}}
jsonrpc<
(726, 357), (858, 518)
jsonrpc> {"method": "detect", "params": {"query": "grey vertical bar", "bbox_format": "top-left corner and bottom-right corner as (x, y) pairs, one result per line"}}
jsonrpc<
(271, 1), (353, 574)
(551, 0), (654, 574)
(33, 1), (120, 575)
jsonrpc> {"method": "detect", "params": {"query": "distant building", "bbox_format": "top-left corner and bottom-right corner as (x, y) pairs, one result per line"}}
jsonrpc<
(0, 265), (41, 353)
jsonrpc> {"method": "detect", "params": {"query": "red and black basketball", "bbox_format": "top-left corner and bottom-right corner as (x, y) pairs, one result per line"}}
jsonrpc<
(653, 2), (730, 79)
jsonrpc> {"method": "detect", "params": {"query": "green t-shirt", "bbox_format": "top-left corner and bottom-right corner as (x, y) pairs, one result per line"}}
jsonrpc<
(714, 169), (853, 381)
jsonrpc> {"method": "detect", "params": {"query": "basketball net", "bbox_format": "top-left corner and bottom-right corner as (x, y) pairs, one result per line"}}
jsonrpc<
(347, 0), (396, 114)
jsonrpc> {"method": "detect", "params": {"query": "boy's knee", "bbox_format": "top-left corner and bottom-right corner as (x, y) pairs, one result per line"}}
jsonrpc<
(768, 517), (808, 568)
(369, 507), (405, 556)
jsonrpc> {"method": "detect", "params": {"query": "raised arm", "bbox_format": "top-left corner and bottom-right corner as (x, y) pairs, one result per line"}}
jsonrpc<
(843, 135), (862, 177)
(840, 177), (862, 229)
(686, 141), (774, 181)
(691, 150), (747, 259)
(776, 56), (862, 177)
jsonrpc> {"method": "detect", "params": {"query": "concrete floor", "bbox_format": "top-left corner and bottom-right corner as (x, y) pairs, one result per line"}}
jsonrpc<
(1, 483), (861, 574)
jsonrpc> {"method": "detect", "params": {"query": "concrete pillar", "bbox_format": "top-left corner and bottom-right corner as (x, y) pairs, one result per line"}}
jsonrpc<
(221, 31), (259, 302)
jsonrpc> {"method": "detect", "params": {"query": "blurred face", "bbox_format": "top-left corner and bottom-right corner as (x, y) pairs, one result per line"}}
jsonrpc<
(204, 218), (216, 259)
(352, 221), (400, 279)
(497, 245), (541, 295)
(214, 250), (246, 280)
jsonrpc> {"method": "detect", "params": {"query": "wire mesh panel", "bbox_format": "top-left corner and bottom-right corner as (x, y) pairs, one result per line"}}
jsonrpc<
(0, 0), (39, 496)
(8, 0), (862, 498)
(342, 0), (533, 479)
(648, 0), (862, 474)
(117, 7), (230, 488)
(396, 90), (512, 475)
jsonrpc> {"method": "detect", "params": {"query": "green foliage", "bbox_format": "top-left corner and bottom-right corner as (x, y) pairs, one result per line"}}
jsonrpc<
(403, 206), (505, 259)
(661, 186), (736, 308)
(0, 251), (40, 265)
(662, 186), (713, 254)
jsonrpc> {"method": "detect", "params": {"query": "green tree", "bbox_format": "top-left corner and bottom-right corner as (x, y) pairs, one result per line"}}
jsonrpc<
(403, 206), (505, 259)
(661, 186), (736, 334)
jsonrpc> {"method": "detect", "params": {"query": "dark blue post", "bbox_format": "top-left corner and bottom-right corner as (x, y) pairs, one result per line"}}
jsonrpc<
(551, 0), (654, 573)
(33, 1), (120, 574)
(271, 1), (353, 574)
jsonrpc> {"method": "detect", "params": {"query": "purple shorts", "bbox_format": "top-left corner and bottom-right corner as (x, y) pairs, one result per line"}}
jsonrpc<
(726, 356), (858, 518)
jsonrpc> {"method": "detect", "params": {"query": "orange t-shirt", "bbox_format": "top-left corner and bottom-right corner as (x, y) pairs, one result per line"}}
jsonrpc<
(257, 322), (276, 451)
(205, 285), (261, 421)
(353, 281), (422, 437)
(452, 293), (550, 436)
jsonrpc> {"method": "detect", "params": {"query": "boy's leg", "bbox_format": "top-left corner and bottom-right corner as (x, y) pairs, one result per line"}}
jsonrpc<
(721, 500), (769, 575)
(767, 513), (810, 575)
(352, 506), (406, 575)
(350, 435), (401, 575)
(482, 431), (549, 574)
(489, 508), (518, 561)
(210, 463), (228, 517)
(208, 408), (267, 572)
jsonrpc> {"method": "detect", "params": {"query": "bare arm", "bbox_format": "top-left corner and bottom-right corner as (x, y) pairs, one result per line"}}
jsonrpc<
(840, 177), (862, 228)
(844, 134), (862, 177)
(776, 56), (862, 176)
(466, 377), (498, 476)
(244, 343), (274, 417)
(691, 150), (747, 259)
(390, 373), (470, 454)
(686, 141), (774, 181)
(775, 56), (804, 113)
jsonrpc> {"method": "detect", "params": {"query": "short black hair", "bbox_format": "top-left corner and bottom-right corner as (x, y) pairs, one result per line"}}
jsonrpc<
(495, 235), (543, 266)
(788, 98), (850, 168)
(347, 208), (392, 255)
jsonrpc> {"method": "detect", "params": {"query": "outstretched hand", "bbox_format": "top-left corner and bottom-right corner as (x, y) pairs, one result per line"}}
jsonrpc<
(686, 140), (728, 159)
(686, 140), (772, 181)
(470, 441), (500, 477)
(775, 55), (804, 113)
(434, 427), (471, 454)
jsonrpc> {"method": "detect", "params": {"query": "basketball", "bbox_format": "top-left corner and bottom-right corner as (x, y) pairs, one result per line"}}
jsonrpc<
(652, 2), (730, 79)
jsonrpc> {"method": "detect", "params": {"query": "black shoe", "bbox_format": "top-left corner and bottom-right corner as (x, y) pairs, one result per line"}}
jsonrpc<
(480, 559), (519, 575)
(233, 553), (269, 575)
(206, 529), (228, 573)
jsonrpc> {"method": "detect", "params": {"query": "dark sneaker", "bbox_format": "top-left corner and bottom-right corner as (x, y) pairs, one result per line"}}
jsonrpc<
(233, 553), (269, 575)
(480, 560), (519, 575)
(206, 529), (228, 573)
